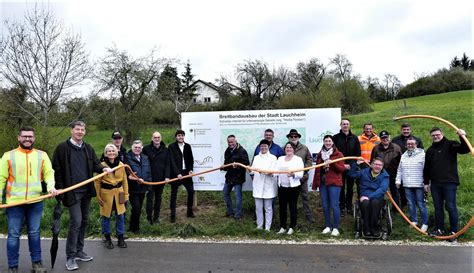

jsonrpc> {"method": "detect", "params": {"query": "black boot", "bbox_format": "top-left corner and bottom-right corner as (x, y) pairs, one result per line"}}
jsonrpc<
(117, 234), (127, 248)
(187, 208), (195, 218)
(104, 234), (114, 249)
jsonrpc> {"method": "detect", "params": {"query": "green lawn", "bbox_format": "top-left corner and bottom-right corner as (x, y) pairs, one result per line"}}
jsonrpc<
(1, 90), (472, 242)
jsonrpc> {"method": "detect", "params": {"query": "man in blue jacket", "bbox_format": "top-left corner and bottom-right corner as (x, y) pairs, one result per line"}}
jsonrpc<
(348, 157), (389, 236)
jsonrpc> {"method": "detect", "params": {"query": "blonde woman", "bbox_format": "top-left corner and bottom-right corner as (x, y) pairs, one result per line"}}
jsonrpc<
(95, 144), (129, 249)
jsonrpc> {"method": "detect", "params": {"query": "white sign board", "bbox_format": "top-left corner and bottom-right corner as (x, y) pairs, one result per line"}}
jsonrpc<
(182, 108), (341, 191)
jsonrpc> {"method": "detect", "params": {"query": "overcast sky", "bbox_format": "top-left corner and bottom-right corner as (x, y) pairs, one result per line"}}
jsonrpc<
(1, 0), (472, 86)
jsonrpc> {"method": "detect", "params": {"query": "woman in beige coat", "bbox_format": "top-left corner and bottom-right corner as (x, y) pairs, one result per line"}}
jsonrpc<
(95, 144), (129, 249)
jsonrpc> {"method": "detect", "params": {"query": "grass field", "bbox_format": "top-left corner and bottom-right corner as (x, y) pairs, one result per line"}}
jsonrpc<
(1, 90), (472, 242)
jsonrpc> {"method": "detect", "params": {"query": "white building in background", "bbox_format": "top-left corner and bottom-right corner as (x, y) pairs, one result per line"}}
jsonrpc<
(190, 80), (221, 104)
(190, 80), (243, 104)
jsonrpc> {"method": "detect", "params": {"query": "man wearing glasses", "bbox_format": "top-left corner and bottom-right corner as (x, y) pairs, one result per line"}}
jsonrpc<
(1, 126), (58, 273)
(287, 129), (315, 223)
(424, 127), (469, 241)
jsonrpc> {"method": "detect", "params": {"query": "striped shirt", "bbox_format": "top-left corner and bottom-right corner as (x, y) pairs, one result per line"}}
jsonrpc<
(395, 148), (425, 188)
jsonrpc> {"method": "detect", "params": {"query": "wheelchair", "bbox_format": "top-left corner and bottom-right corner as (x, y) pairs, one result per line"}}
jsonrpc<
(353, 199), (392, 240)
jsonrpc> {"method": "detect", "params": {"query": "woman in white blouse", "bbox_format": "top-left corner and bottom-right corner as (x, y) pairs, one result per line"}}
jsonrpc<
(275, 142), (304, 235)
(251, 139), (278, 231)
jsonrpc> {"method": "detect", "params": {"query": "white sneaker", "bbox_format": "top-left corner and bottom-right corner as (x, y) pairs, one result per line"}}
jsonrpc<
(421, 224), (428, 232)
(412, 222), (418, 226)
(257, 226), (263, 230)
(322, 227), (332, 234)
(287, 228), (294, 235)
(331, 228), (340, 237)
(277, 228), (286, 234)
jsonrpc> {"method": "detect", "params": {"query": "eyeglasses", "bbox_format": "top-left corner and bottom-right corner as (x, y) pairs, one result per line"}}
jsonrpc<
(20, 135), (34, 139)
(289, 135), (299, 139)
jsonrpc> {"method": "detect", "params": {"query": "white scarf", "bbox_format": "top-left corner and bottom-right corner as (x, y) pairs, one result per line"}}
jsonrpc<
(321, 147), (333, 161)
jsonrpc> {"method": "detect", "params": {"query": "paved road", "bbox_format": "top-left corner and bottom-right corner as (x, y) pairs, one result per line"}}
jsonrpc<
(0, 239), (472, 273)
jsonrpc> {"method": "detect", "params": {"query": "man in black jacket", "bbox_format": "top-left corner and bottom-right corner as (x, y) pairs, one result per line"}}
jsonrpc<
(52, 121), (112, 271)
(100, 131), (128, 163)
(168, 129), (195, 222)
(424, 127), (469, 239)
(142, 132), (170, 224)
(332, 118), (361, 215)
(222, 135), (250, 220)
(392, 123), (424, 153)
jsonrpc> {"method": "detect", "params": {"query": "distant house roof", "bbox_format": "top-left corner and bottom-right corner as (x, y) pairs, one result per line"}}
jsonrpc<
(190, 80), (221, 91)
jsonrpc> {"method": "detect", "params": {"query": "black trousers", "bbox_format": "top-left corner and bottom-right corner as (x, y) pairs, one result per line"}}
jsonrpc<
(360, 198), (384, 234)
(278, 185), (301, 229)
(129, 192), (145, 232)
(146, 184), (165, 221)
(339, 171), (357, 210)
(388, 175), (407, 208)
(170, 173), (194, 216)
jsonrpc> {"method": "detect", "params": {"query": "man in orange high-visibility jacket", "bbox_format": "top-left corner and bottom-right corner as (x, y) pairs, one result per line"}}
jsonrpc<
(358, 122), (381, 162)
(0, 126), (58, 273)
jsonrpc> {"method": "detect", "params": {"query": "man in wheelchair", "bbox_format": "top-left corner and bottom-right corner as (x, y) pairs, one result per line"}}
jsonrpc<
(348, 157), (389, 237)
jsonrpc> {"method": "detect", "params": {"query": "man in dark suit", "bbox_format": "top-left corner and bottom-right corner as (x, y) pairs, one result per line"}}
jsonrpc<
(168, 129), (195, 222)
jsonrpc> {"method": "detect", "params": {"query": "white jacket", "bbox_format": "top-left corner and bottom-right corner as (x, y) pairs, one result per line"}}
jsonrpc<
(251, 152), (278, 199)
(275, 155), (304, 188)
(395, 148), (425, 188)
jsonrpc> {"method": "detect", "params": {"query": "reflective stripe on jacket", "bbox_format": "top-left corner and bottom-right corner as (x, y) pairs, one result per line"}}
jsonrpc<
(358, 134), (381, 161)
(0, 147), (55, 204)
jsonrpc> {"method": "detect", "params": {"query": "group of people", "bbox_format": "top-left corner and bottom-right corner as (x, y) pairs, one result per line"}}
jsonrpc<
(0, 118), (470, 272)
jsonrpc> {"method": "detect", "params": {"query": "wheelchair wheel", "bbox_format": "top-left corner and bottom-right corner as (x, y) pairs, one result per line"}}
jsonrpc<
(354, 202), (362, 238)
(386, 202), (392, 235)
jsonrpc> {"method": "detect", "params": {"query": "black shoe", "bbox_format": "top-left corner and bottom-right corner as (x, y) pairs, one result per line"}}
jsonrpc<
(224, 212), (234, 218)
(306, 216), (316, 223)
(187, 211), (195, 218)
(428, 229), (444, 237)
(117, 235), (127, 248)
(104, 234), (114, 249)
(170, 215), (176, 223)
(447, 232), (458, 243)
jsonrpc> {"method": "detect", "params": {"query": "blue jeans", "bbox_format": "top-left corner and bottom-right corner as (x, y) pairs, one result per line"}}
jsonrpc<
(319, 178), (341, 229)
(404, 187), (428, 225)
(102, 213), (125, 236)
(223, 183), (242, 218)
(431, 183), (458, 232)
(6, 201), (44, 268)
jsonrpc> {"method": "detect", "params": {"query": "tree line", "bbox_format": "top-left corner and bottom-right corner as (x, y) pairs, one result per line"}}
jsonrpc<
(0, 7), (472, 149)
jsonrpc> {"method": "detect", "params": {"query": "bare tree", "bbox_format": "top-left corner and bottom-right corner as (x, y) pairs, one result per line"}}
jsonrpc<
(264, 65), (298, 104)
(382, 74), (402, 100)
(0, 7), (91, 132)
(296, 58), (326, 92)
(236, 59), (273, 105)
(96, 46), (164, 142)
(329, 54), (353, 81)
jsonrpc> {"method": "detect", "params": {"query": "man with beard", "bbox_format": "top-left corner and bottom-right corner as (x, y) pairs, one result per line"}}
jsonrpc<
(392, 123), (424, 153)
(1, 126), (59, 273)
